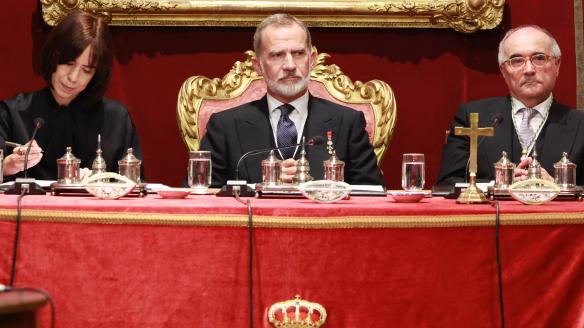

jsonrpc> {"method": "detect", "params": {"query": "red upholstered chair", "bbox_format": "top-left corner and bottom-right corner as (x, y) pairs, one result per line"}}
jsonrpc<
(177, 49), (397, 166)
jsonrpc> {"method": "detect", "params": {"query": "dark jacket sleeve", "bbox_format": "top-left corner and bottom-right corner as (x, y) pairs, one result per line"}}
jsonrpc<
(0, 101), (11, 150)
(436, 103), (471, 186)
(344, 110), (385, 185)
(200, 113), (230, 187)
(101, 98), (145, 180)
(0, 94), (34, 149)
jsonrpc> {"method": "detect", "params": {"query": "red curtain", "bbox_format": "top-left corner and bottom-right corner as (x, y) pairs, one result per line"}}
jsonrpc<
(0, 1), (578, 187)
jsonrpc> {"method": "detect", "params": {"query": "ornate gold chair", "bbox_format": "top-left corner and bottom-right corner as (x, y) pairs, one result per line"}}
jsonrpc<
(176, 49), (397, 166)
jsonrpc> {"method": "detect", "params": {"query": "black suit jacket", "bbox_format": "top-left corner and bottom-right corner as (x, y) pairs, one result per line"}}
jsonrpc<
(437, 96), (584, 186)
(200, 94), (384, 187)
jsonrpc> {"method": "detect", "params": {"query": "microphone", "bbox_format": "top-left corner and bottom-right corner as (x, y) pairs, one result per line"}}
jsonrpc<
(464, 114), (504, 183)
(217, 136), (325, 197)
(4, 141), (23, 148)
(23, 118), (44, 179)
(235, 135), (325, 180)
(5, 117), (46, 195)
(491, 114), (504, 127)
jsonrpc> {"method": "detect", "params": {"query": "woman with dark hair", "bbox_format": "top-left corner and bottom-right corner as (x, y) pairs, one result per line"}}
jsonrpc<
(0, 10), (142, 180)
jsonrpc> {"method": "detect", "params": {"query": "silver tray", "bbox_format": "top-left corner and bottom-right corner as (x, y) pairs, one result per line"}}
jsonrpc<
(50, 182), (147, 197)
(255, 184), (302, 198)
(487, 185), (583, 201)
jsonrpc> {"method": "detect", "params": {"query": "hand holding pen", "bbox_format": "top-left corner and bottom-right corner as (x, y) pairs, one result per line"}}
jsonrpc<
(3, 140), (44, 176)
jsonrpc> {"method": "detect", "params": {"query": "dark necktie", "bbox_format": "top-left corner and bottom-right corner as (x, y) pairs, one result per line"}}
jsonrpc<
(277, 104), (297, 159)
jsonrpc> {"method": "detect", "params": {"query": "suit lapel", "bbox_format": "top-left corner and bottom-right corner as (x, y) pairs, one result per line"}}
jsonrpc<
(304, 95), (337, 179)
(235, 96), (274, 181)
(539, 101), (576, 170)
(484, 97), (515, 176)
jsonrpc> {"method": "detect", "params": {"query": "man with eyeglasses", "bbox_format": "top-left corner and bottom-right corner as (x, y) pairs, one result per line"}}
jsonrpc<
(437, 25), (584, 185)
(200, 14), (384, 187)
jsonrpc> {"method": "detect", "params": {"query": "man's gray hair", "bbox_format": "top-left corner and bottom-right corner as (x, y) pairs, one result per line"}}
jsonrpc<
(253, 14), (312, 58)
(497, 25), (561, 65)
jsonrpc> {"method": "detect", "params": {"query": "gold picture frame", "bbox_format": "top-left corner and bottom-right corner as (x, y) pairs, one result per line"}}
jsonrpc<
(41, 0), (505, 33)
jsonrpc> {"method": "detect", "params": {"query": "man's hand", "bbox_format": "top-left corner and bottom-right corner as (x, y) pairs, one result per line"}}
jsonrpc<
(514, 157), (553, 181)
(281, 158), (298, 183)
(3, 140), (43, 176)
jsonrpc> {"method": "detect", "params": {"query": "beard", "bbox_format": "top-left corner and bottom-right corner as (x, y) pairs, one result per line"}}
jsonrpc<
(261, 63), (310, 99)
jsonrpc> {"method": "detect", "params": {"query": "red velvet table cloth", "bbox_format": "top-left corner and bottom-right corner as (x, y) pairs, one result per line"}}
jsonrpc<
(0, 194), (583, 327)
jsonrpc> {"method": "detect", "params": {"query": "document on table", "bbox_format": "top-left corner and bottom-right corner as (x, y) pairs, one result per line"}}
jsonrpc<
(350, 185), (386, 196)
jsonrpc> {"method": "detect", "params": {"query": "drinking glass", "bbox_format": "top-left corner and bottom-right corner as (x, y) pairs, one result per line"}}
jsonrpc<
(401, 153), (425, 191)
(188, 150), (212, 194)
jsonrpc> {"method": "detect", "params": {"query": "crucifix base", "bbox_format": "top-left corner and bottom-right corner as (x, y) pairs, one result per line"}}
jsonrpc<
(456, 177), (488, 204)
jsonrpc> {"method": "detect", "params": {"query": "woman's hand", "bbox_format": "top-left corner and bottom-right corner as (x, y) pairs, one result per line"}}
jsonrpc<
(3, 140), (43, 176)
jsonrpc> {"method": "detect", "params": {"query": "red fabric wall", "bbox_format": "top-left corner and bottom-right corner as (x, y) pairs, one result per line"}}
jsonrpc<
(0, 1), (579, 187)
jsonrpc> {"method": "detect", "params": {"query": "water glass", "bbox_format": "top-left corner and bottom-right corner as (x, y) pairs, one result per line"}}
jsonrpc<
(401, 153), (425, 191)
(188, 150), (212, 194)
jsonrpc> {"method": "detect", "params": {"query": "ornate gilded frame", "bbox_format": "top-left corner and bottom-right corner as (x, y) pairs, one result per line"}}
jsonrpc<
(41, 0), (505, 33)
(176, 50), (397, 166)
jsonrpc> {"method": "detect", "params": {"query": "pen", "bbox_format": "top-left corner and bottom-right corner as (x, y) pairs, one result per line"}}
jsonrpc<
(5, 141), (22, 148)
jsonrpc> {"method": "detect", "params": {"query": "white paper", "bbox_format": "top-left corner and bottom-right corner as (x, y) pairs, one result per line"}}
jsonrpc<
(145, 183), (171, 191)
(350, 185), (385, 192)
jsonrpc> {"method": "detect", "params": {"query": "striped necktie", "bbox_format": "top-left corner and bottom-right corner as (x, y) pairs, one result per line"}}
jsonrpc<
(276, 104), (297, 159)
(517, 107), (537, 147)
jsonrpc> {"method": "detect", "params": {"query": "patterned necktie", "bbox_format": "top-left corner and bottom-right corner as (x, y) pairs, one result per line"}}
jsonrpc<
(517, 107), (537, 147)
(277, 104), (297, 159)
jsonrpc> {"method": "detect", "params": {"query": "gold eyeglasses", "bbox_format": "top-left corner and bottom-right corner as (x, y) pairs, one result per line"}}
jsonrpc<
(503, 53), (556, 70)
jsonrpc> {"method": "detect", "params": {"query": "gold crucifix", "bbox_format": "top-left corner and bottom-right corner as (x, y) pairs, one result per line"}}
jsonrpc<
(454, 112), (494, 203)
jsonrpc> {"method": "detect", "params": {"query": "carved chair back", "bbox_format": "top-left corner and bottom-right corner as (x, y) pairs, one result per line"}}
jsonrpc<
(177, 49), (397, 166)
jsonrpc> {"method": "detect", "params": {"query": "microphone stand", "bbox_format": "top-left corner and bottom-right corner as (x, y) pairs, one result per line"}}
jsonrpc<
(216, 137), (324, 197)
(5, 118), (46, 195)
(217, 181), (256, 198)
(4, 177), (46, 195)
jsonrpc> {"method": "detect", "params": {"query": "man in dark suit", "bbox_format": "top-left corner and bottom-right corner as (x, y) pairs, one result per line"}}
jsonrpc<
(438, 25), (584, 186)
(200, 14), (383, 187)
